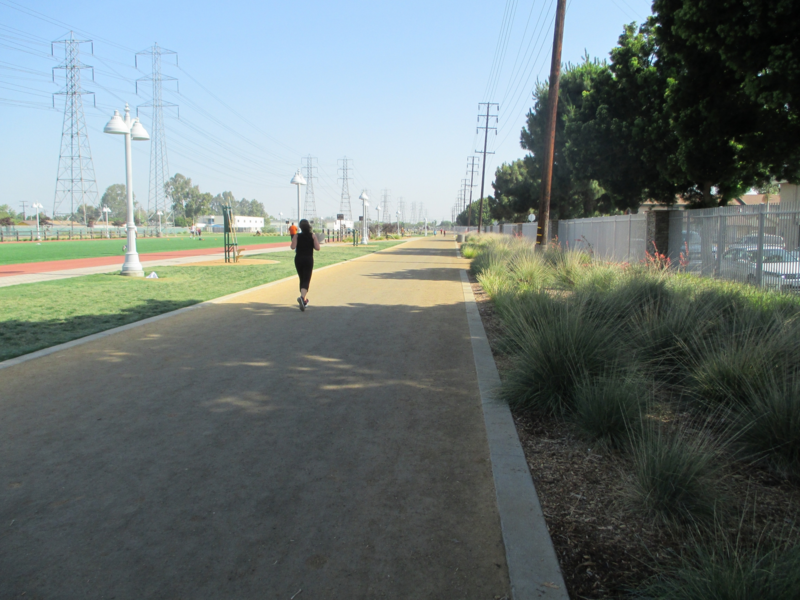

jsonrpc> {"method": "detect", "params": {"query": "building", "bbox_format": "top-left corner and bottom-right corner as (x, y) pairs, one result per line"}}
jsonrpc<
(196, 215), (264, 233)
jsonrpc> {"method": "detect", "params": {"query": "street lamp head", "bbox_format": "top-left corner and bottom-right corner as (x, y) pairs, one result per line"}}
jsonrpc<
(290, 170), (306, 186)
(103, 110), (128, 135)
(130, 118), (150, 141)
(156, 210), (163, 216)
(358, 191), (369, 202)
(102, 206), (111, 213)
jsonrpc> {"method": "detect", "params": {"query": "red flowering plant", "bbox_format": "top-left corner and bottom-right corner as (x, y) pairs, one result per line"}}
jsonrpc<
(643, 241), (671, 271)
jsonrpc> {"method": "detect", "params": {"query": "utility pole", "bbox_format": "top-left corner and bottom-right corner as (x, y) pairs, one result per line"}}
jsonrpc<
(536, 0), (567, 246)
(302, 155), (318, 226)
(476, 102), (498, 231)
(338, 157), (353, 221)
(461, 178), (470, 213)
(466, 156), (479, 231)
(52, 32), (99, 234)
(21, 201), (27, 220)
(136, 43), (178, 228)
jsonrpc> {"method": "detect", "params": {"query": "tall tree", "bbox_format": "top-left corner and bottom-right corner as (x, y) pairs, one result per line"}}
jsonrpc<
(519, 58), (611, 219)
(100, 184), (128, 221)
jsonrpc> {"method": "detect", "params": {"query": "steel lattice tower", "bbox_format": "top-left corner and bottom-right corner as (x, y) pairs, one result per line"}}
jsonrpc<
(136, 43), (178, 225)
(410, 201), (417, 225)
(302, 155), (318, 225)
(337, 157), (353, 220)
(396, 197), (405, 225)
(52, 32), (98, 227)
(380, 189), (391, 225)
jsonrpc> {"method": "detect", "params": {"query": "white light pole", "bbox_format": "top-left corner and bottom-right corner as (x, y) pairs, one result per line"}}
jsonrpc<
(104, 104), (149, 277)
(156, 210), (163, 236)
(375, 205), (381, 238)
(102, 206), (111, 238)
(359, 191), (369, 245)
(32, 202), (43, 241)
(290, 170), (306, 223)
(278, 212), (283, 236)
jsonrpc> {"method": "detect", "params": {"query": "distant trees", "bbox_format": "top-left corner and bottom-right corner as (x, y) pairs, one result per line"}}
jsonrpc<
(100, 184), (128, 221)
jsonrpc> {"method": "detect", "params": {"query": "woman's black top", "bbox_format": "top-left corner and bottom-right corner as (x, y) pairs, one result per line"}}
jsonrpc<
(295, 231), (315, 257)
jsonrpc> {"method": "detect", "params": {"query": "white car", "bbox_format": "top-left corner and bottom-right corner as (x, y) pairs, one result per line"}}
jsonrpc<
(719, 246), (800, 291)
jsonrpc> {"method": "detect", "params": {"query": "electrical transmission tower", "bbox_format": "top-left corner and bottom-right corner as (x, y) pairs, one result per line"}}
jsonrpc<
(410, 201), (417, 225)
(476, 102), (499, 230)
(380, 189), (392, 225)
(136, 43), (178, 226)
(461, 178), (470, 213)
(302, 155), (318, 225)
(396, 197), (405, 225)
(52, 32), (98, 230)
(466, 156), (480, 229)
(338, 157), (353, 220)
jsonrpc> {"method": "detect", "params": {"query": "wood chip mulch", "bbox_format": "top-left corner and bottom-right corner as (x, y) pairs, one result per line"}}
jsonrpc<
(469, 275), (800, 599)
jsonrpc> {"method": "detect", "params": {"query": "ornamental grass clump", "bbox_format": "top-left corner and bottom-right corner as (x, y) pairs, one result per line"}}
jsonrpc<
(628, 425), (722, 527)
(634, 540), (800, 600)
(498, 298), (624, 415)
(572, 371), (648, 449)
(735, 374), (800, 480)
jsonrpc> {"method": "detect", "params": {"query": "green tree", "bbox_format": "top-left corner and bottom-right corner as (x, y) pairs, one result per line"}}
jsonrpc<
(456, 197), (493, 226)
(100, 184), (128, 221)
(519, 58), (612, 219)
(0, 204), (19, 220)
(657, 0), (800, 185)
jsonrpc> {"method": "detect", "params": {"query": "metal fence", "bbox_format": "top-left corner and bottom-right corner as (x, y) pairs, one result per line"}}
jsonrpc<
(667, 204), (800, 291)
(556, 214), (646, 263)
(454, 204), (800, 292)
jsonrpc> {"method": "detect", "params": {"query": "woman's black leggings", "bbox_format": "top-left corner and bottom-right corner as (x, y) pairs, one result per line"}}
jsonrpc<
(294, 255), (314, 291)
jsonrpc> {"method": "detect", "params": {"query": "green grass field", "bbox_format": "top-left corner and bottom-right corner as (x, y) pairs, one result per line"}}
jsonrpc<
(0, 233), (291, 266)
(0, 241), (402, 361)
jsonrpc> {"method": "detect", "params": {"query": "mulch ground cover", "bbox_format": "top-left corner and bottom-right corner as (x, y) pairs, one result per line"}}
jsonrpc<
(469, 275), (800, 599)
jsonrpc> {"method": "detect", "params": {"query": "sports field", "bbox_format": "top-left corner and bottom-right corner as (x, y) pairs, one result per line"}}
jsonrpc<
(0, 233), (291, 266)
(0, 241), (402, 361)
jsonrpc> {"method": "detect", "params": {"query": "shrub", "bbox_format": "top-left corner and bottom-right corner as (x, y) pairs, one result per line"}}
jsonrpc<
(735, 374), (800, 479)
(573, 371), (648, 449)
(627, 425), (722, 527)
(498, 299), (624, 415)
(635, 541), (800, 600)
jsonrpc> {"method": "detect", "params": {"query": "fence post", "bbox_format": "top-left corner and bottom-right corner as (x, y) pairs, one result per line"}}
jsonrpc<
(715, 215), (726, 277)
(755, 204), (766, 287)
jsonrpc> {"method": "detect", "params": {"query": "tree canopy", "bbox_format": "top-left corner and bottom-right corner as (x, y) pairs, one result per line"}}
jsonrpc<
(492, 1), (800, 220)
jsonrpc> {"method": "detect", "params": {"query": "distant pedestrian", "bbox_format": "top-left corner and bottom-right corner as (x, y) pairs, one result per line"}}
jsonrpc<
(288, 222), (298, 237)
(291, 219), (320, 311)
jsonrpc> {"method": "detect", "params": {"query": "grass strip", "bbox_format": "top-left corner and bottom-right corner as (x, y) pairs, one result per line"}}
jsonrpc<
(0, 241), (402, 361)
(0, 233), (291, 265)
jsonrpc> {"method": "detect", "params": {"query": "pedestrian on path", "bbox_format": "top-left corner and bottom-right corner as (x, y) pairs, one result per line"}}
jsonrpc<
(290, 219), (320, 311)
(288, 222), (298, 237)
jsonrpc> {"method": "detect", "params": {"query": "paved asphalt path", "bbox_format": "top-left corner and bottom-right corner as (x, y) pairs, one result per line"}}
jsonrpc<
(0, 237), (511, 599)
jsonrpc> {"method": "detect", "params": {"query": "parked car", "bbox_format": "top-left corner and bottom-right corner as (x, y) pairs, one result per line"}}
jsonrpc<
(729, 233), (785, 249)
(719, 245), (800, 291)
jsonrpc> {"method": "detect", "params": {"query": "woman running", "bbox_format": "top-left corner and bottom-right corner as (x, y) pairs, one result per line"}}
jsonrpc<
(290, 219), (321, 311)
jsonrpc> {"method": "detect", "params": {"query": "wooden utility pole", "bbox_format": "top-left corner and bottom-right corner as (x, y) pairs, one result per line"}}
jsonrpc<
(536, 0), (567, 246)
(476, 102), (498, 231)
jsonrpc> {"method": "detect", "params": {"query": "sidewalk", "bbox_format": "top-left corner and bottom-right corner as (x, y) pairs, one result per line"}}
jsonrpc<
(0, 237), (519, 599)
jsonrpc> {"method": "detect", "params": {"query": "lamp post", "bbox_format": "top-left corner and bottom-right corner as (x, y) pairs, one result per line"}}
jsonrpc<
(278, 212), (283, 236)
(375, 205), (381, 238)
(156, 210), (163, 237)
(32, 202), (43, 241)
(290, 170), (306, 223)
(102, 206), (111, 238)
(104, 104), (149, 277)
(359, 191), (369, 245)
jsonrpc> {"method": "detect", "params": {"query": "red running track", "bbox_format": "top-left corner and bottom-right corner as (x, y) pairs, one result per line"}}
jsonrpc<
(0, 241), (290, 278)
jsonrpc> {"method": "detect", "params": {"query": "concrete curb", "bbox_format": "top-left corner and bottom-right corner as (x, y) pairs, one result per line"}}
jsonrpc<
(0, 241), (411, 371)
(460, 269), (569, 599)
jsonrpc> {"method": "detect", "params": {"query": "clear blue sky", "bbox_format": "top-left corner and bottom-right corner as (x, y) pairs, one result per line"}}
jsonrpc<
(1, 0), (653, 223)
